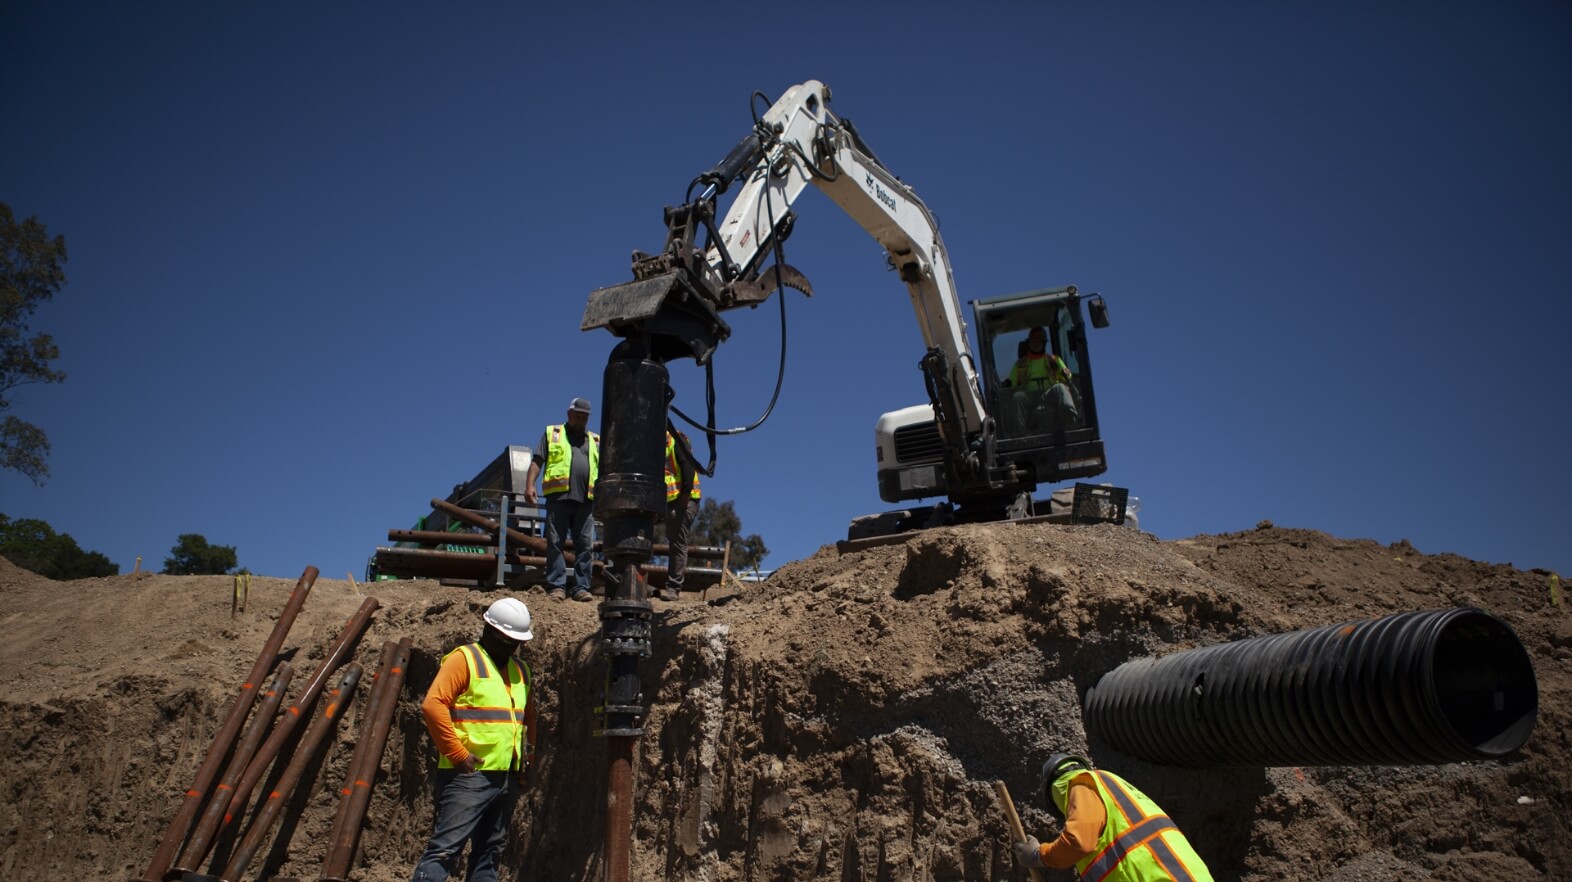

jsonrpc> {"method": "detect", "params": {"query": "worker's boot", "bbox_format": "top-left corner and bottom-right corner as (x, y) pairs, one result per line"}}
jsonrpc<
(658, 586), (680, 602)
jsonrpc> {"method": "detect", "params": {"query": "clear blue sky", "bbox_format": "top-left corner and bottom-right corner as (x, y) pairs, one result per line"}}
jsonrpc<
(3, 3), (1568, 580)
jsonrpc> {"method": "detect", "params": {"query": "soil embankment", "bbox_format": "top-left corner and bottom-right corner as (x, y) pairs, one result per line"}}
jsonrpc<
(0, 522), (1565, 880)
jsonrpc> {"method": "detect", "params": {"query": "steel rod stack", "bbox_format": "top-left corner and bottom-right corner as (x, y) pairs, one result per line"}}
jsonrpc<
(372, 498), (728, 590)
(169, 596), (380, 879)
(215, 664), (365, 882)
(319, 637), (412, 882)
(138, 566), (318, 882)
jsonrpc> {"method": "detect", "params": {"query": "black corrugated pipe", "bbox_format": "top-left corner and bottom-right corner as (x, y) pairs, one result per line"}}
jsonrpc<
(1084, 607), (1537, 767)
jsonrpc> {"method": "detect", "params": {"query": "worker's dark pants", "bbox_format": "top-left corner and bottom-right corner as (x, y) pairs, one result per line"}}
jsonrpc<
(410, 769), (518, 882)
(664, 495), (698, 591)
(1009, 384), (1079, 435)
(543, 497), (595, 591)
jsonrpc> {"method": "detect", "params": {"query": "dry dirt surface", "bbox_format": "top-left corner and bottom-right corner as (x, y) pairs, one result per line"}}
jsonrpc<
(0, 521), (1566, 881)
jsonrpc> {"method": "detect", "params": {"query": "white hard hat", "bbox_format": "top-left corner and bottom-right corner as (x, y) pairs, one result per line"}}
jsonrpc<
(483, 597), (534, 642)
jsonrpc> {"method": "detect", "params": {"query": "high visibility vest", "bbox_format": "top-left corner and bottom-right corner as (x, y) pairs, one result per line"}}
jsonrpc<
(1052, 769), (1213, 882)
(1010, 353), (1072, 390)
(437, 643), (531, 772)
(542, 424), (598, 499)
(664, 432), (702, 503)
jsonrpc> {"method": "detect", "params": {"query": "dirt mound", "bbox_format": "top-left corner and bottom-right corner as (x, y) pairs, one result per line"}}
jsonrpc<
(0, 522), (1566, 881)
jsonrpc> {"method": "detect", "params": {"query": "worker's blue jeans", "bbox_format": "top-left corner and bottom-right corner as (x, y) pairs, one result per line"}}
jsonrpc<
(544, 497), (595, 591)
(410, 769), (518, 882)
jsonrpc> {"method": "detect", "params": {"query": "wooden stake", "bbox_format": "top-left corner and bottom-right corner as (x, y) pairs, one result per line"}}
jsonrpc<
(347, 571), (361, 595)
(706, 540), (734, 602)
(994, 780), (1046, 882)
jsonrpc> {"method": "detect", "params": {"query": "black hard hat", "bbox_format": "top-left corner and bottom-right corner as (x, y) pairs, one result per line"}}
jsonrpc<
(1041, 753), (1093, 820)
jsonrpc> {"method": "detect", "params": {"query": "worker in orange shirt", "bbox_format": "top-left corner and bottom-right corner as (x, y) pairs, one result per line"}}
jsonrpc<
(410, 598), (538, 882)
(1014, 753), (1214, 881)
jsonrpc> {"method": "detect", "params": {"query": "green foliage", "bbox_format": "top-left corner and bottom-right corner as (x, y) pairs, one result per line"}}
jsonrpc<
(0, 203), (69, 484)
(0, 512), (118, 579)
(163, 533), (239, 575)
(690, 498), (770, 572)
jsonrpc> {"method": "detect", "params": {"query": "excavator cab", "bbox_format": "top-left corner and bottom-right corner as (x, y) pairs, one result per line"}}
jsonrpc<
(975, 286), (1109, 484)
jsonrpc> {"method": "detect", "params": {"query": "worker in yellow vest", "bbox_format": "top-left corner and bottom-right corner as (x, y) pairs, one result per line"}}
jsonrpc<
(411, 597), (538, 882)
(1014, 753), (1214, 881)
(524, 397), (599, 601)
(1003, 325), (1079, 436)
(659, 429), (702, 602)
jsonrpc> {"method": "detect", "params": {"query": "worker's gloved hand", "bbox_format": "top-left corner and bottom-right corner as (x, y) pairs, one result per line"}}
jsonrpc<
(457, 753), (478, 774)
(1013, 835), (1041, 868)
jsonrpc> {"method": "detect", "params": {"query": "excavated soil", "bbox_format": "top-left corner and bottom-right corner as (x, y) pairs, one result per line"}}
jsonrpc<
(0, 522), (1567, 881)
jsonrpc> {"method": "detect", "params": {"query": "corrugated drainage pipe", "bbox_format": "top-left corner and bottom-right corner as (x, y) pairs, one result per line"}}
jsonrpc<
(1084, 607), (1537, 767)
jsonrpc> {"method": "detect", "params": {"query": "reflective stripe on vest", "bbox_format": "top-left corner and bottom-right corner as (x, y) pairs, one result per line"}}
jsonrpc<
(437, 643), (531, 772)
(1059, 770), (1212, 882)
(664, 432), (701, 503)
(542, 425), (599, 499)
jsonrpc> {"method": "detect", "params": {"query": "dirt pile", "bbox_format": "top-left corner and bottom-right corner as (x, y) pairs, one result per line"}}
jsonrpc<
(0, 521), (1566, 881)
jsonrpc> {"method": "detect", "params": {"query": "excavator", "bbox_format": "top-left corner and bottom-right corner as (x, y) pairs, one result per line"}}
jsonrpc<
(582, 79), (1116, 543)
(576, 80), (1119, 881)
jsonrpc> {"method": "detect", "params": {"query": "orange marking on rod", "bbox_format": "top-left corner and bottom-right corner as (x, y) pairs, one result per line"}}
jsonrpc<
(270, 791), (282, 799)
(341, 788), (353, 796)
(289, 707), (300, 715)
(218, 784), (232, 791)
(355, 779), (369, 787)
(185, 789), (201, 797)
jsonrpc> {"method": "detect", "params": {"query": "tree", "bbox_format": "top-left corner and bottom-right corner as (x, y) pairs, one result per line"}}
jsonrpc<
(163, 533), (239, 575)
(1, 203), (69, 484)
(0, 513), (118, 579)
(690, 498), (770, 572)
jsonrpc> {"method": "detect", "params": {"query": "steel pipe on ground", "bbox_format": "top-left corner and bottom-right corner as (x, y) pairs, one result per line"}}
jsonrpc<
(319, 637), (411, 882)
(387, 529), (726, 559)
(372, 547), (721, 586)
(1084, 607), (1539, 767)
(168, 596), (379, 879)
(218, 663), (363, 882)
(138, 566), (317, 882)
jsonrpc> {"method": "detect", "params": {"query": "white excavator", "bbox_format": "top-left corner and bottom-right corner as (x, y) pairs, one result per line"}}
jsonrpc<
(579, 82), (1123, 874)
(582, 79), (1117, 543)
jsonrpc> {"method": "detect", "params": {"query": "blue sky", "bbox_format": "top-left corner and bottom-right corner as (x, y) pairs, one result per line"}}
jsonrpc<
(3, 3), (1568, 580)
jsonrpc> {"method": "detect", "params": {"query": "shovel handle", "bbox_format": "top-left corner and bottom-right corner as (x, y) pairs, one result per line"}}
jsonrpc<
(995, 780), (1047, 882)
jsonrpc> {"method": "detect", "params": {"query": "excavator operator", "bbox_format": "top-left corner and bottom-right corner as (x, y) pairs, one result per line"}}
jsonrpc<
(1004, 326), (1079, 435)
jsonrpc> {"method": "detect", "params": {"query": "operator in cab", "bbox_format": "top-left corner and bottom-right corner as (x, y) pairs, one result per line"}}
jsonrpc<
(1003, 325), (1079, 435)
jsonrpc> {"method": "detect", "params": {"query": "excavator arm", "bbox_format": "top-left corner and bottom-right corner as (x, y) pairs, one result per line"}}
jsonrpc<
(583, 80), (989, 475)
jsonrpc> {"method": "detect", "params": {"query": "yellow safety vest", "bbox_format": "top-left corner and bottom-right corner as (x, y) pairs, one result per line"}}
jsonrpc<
(664, 432), (702, 503)
(438, 643), (531, 772)
(542, 424), (598, 499)
(1052, 769), (1213, 882)
(1010, 353), (1072, 390)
